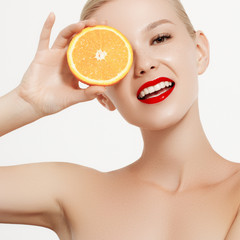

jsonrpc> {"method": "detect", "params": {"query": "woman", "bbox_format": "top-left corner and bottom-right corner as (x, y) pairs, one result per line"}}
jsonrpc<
(1, 0), (240, 239)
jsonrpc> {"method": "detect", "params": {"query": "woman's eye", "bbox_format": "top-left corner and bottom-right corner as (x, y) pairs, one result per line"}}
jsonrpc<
(152, 34), (172, 45)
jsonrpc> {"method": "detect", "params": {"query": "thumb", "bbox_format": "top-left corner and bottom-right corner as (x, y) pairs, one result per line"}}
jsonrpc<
(69, 86), (107, 105)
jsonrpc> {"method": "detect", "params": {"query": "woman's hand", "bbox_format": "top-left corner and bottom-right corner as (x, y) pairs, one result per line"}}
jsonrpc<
(17, 13), (106, 117)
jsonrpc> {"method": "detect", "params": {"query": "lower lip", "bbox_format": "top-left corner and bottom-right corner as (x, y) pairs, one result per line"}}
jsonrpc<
(138, 84), (175, 104)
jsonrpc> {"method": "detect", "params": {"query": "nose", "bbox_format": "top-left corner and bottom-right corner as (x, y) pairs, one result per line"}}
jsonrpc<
(134, 49), (159, 77)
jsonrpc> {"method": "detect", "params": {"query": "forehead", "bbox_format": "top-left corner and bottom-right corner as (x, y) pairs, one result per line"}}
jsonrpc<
(92, 0), (181, 36)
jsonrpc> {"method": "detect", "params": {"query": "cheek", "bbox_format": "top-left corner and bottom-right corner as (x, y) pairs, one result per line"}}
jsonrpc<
(176, 44), (199, 94)
(157, 40), (199, 92)
(106, 81), (139, 124)
(164, 43), (199, 126)
(158, 41), (198, 76)
(106, 82), (132, 116)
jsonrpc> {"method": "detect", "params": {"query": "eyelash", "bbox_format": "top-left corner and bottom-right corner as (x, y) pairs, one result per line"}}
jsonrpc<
(152, 33), (172, 45)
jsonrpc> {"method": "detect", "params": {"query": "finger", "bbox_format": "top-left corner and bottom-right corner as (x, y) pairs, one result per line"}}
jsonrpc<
(51, 19), (98, 50)
(69, 86), (106, 104)
(101, 19), (108, 26)
(37, 12), (55, 51)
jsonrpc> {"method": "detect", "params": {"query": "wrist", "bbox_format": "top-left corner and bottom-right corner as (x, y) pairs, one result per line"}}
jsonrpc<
(14, 86), (46, 119)
(0, 88), (43, 136)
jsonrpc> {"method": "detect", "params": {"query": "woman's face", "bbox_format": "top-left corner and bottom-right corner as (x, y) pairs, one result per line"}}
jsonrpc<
(93, 0), (209, 130)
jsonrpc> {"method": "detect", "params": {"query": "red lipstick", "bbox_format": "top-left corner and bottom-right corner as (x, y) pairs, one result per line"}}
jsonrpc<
(137, 77), (175, 104)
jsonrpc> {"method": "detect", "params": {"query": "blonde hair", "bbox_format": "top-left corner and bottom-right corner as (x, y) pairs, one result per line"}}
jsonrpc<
(80, 0), (196, 39)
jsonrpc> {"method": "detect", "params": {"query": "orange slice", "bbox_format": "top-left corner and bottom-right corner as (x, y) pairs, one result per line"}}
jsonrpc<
(67, 25), (133, 86)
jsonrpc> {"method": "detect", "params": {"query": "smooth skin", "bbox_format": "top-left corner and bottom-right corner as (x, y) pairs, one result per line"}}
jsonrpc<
(1, 0), (240, 239)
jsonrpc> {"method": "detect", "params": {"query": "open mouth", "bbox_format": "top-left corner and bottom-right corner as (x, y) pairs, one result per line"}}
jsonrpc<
(137, 77), (175, 104)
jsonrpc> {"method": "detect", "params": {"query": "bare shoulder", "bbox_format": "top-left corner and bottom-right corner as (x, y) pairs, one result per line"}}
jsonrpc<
(8, 161), (103, 185)
(0, 161), (104, 232)
(222, 161), (240, 190)
(226, 164), (240, 239)
(228, 162), (240, 184)
(0, 161), (104, 200)
(52, 162), (107, 200)
(46, 161), (102, 177)
(44, 162), (105, 189)
(222, 161), (240, 205)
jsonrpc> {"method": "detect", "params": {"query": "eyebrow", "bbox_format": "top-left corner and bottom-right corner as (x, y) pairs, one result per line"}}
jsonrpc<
(143, 19), (175, 32)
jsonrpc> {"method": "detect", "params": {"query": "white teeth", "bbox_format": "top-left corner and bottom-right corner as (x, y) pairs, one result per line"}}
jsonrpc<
(154, 84), (161, 91)
(148, 86), (155, 94)
(138, 81), (173, 99)
(160, 82), (165, 88)
(165, 81), (170, 87)
(139, 91), (145, 98)
(144, 88), (149, 95)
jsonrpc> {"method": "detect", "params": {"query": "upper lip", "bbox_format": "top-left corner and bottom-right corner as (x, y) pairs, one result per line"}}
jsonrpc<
(136, 77), (175, 98)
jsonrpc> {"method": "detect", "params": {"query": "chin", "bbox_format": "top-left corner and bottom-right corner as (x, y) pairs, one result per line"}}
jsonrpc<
(121, 107), (184, 131)
(140, 113), (185, 131)
(122, 98), (198, 131)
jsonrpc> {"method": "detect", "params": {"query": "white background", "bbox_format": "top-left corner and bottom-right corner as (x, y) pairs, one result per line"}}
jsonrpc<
(0, 0), (240, 239)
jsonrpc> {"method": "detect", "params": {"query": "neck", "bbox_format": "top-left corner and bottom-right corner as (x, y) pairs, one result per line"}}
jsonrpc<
(130, 100), (229, 192)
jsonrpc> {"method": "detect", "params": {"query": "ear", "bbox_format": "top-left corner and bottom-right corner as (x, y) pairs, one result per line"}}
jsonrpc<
(96, 93), (116, 111)
(195, 31), (210, 75)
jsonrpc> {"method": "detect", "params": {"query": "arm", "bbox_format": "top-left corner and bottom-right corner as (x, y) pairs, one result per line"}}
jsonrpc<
(0, 13), (106, 137)
(0, 13), (106, 233)
(0, 89), (40, 136)
(0, 163), (64, 230)
(0, 162), (98, 233)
